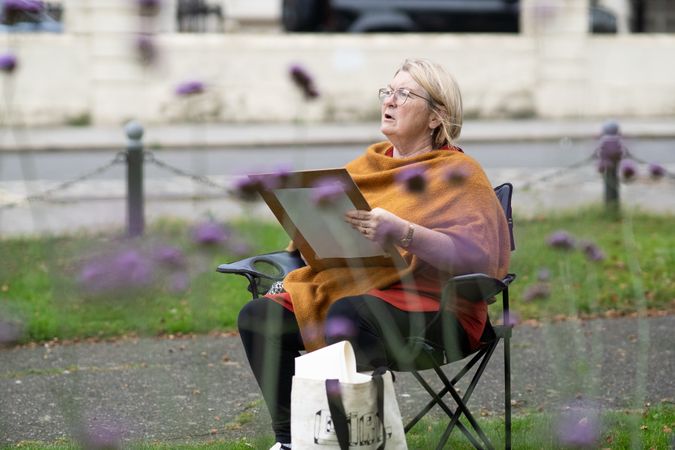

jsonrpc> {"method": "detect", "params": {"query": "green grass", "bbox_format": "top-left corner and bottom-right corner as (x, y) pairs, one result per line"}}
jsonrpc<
(4, 404), (673, 449)
(0, 218), (289, 343)
(504, 207), (675, 322)
(0, 208), (673, 343)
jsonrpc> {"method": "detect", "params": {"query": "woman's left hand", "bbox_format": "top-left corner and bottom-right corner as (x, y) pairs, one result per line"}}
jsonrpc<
(345, 207), (407, 246)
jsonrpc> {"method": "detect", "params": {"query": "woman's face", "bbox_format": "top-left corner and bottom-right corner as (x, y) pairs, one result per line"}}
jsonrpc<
(380, 70), (438, 150)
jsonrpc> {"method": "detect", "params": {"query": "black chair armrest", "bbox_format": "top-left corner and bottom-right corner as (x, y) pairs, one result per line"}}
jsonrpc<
(442, 273), (513, 306)
(217, 249), (306, 279)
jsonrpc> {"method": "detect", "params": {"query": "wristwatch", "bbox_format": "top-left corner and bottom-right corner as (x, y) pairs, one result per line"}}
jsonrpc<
(399, 222), (414, 248)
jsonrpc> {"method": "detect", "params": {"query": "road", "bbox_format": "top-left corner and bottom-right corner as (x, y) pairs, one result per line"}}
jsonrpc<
(1, 138), (674, 236)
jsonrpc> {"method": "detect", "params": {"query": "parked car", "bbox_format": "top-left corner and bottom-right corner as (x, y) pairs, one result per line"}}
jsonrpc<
(0, 0), (63, 33)
(281, 0), (616, 34)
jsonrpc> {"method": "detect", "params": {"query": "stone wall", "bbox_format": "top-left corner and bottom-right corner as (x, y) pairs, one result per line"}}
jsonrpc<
(0, 0), (673, 126)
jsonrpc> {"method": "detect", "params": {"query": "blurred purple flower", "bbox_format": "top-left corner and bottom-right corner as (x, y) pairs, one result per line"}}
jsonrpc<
(443, 165), (469, 186)
(556, 406), (601, 448)
(153, 245), (186, 269)
(597, 135), (624, 166)
(648, 162), (665, 179)
(325, 317), (357, 340)
(537, 267), (551, 282)
(395, 166), (427, 193)
(522, 283), (550, 302)
(0, 319), (23, 346)
(191, 221), (230, 246)
(547, 230), (575, 250)
(77, 417), (125, 450)
(226, 239), (252, 258)
(0, 52), (17, 73)
(619, 159), (638, 181)
(168, 272), (189, 293)
(311, 177), (346, 207)
(502, 310), (520, 327)
(79, 249), (154, 294)
(232, 176), (263, 201)
(289, 64), (319, 100)
(137, 0), (161, 16)
(579, 241), (605, 262)
(3, 0), (42, 14)
(175, 80), (205, 96)
(135, 34), (158, 65)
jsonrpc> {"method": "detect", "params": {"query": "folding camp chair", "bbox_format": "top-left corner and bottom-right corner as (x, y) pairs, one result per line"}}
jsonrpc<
(217, 183), (516, 449)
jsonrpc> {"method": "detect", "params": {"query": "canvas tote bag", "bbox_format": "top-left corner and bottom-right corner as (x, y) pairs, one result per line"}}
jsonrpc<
(291, 341), (407, 449)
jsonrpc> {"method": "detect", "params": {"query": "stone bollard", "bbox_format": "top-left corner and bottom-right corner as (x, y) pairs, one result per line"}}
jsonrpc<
(596, 120), (625, 214)
(125, 120), (145, 237)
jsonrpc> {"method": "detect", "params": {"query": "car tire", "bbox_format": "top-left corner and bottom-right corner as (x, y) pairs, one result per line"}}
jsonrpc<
(282, 0), (323, 32)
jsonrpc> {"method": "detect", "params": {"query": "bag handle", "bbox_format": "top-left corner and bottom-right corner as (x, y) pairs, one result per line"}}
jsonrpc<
(325, 367), (389, 450)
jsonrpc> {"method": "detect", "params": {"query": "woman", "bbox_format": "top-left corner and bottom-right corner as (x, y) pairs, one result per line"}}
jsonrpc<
(238, 58), (510, 450)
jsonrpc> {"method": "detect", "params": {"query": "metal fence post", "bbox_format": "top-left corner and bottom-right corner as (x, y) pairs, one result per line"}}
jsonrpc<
(597, 121), (624, 215)
(125, 121), (145, 237)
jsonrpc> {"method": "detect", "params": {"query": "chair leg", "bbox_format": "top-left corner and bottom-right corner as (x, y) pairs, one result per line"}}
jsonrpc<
(504, 334), (512, 450)
(410, 370), (484, 449)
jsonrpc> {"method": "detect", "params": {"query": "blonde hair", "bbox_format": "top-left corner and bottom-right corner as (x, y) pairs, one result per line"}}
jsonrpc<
(397, 58), (463, 148)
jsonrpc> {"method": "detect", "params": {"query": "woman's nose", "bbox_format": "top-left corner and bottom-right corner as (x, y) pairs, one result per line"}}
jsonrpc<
(382, 94), (396, 107)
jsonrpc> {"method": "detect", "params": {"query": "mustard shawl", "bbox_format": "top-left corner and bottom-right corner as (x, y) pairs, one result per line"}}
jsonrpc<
(284, 141), (510, 351)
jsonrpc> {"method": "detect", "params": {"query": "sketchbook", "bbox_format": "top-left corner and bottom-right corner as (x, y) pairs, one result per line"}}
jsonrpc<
(249, 168), (404, 271)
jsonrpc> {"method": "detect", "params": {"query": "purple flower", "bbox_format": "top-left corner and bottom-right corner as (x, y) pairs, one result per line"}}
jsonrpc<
(137, 0), (161, 16)
(232, 176), (263, 201)
(0, 53), (17, 73)
(522, 283), (550, 302)
(580, 241), (605, 262)
(289, 64), (319, 100)
(77, 417), (125, 450)
(443, 165), (469, 186)
(175, 80), (205, 96)
(135, 34), (158, 65)
(3, 0), (43, 14)
(191, 221), (229, 246)
(537, 267), (551, 282)
(153, 245), (186, 269)
(648, 162), (666, 179)
(168, 272), (189, 293)
(597, 135), (624, 165)
(619, 159), (638, 181)
(502, 310), (520, 327)
(396, 166), (427, 193)
(311, 177), (346, 206)
(325, 317), (357, 340)
(547, 230), (575, 250)
(79, 249), (155, 294)
(556, 406), (601, 448)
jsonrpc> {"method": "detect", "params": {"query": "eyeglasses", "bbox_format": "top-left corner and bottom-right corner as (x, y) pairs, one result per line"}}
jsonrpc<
(378, 88), (432, 106)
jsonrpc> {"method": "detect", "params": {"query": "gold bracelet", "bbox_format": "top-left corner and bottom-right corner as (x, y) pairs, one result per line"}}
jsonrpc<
(399, 222), (414, 248)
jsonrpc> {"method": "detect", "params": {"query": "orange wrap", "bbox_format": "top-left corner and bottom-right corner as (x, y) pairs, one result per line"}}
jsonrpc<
(284, 141), (510, 351)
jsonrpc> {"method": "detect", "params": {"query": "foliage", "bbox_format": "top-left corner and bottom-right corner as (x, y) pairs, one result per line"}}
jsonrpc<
(0, 209), (673, 344)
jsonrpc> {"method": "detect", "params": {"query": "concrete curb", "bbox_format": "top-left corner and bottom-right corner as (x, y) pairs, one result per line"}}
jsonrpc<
(1, 118), (675, 152)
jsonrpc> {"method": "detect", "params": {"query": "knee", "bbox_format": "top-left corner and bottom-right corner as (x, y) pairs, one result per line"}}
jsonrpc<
(325, 297), (361, 343)
(237, 297), (266, 333)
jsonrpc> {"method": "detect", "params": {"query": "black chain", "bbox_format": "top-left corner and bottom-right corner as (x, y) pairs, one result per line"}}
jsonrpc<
(144, 151), (234, 193)
(519, 154), (596, 190)
(0, 152), (127, 210)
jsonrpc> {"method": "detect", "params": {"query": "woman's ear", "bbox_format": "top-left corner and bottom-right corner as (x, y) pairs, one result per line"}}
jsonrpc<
(428, 112), (441, 131)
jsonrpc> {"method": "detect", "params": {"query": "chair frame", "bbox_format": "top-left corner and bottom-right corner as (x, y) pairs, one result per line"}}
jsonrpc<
(217, 183), (516, 449)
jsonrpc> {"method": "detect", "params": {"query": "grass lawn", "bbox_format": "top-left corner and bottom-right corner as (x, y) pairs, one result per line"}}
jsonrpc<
(0, 207), (673, 343)
(5, 404), (674, 449)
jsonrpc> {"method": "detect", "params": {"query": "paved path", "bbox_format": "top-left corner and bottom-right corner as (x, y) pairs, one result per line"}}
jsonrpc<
(1, 315), (673, 445)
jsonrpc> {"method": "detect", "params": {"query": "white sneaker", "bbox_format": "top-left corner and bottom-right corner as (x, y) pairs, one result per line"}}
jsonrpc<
(269, 443), (291, 450)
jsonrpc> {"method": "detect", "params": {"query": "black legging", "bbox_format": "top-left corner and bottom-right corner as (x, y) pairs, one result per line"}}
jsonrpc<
(237, 295), (470, 444)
